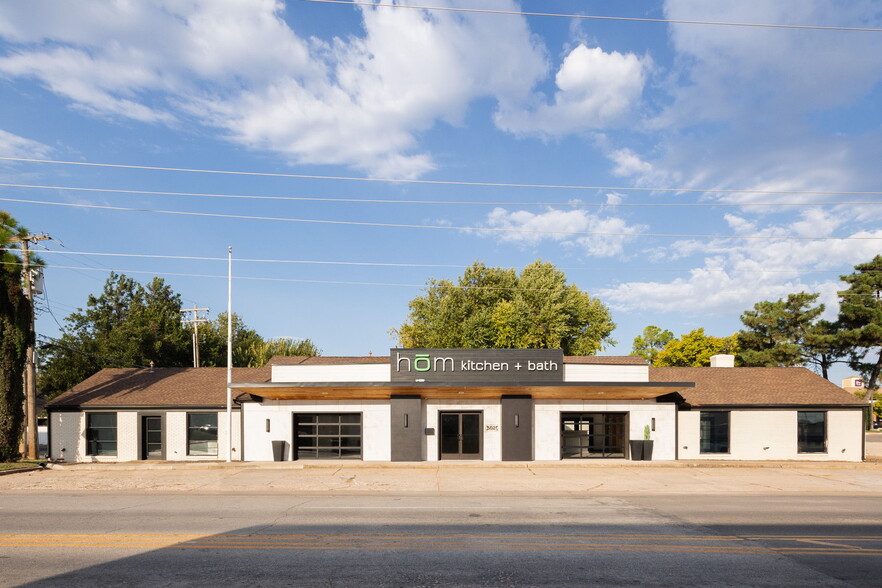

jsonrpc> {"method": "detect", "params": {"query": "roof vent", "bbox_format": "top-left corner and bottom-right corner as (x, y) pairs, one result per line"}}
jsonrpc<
(709, 354), (735, 368)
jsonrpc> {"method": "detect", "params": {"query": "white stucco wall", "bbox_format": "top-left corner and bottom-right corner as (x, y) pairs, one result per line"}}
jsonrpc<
(424, 400), (502, 462)
(564, 364), (649, 382)
(272, 364), (391, 383)
(242, 400), (391, 461)
(534, 400), (677, 461)
(50, 412), (85, 462)
(272, 362), (652, 384)
(49, 409), (240, 463)
(677, 409), (864, 461)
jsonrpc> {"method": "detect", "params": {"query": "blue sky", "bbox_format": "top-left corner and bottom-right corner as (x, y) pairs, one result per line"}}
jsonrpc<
(1, 1), (880, 382)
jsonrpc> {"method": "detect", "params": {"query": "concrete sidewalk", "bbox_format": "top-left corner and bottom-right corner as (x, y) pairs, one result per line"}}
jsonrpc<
(2, 460), (881, 496)
(38, 458), (882, 471)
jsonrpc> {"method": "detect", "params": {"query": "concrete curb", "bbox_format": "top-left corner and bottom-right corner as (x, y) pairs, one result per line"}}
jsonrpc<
(0, 466), (43, 476)
(48, 459), (882, 472)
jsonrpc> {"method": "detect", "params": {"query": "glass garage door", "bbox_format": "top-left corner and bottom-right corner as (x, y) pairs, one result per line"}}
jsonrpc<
(560, 413), (626, 459)
(293, 413), (362, 460)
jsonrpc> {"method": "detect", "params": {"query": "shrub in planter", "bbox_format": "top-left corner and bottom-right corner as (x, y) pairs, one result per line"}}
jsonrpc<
(643, 425), (654, 461)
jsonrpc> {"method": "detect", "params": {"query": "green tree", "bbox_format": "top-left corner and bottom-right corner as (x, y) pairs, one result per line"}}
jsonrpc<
(198, 312), (263, 368)
(0, 212), (31, 461)
(631, 325), (674, 364)
(655, 328), (739, 367)
(838, 255), (882, 401)
(394, 260), (616, 354)
(39, 273), (191, 398)
(198, 313), (319, 368)
(738, 292), (847, 379)
(242, 338), (321, 368)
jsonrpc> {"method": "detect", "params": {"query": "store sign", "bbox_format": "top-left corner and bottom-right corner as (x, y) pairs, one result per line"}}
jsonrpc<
(390, 348), (564, 384)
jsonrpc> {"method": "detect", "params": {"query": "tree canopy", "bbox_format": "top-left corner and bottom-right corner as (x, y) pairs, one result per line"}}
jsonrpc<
(39, 274), (319, 399)
(631, 325), (674, 364)
(0, 212), (31, 461)
(838, 255), (882, 400)
(654, 328), (739, 367)
(197, 312), (320, 368)
(394, 260), (616, 355)
(39, 272), (191, 398)
(738, 292), (847, 379)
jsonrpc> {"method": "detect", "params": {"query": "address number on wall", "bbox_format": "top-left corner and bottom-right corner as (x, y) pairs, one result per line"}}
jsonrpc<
(485, 425), (499, 431)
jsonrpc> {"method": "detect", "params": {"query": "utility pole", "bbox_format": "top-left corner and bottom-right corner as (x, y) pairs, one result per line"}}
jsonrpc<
(10, 233), (51, 460)
(180, 305), (209, 368)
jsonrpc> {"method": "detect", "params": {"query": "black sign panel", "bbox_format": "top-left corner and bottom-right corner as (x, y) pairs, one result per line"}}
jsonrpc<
(390, 348), (564, 384)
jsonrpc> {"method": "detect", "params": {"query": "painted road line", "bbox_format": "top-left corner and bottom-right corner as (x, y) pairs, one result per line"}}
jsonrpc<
(2, 533), (881, 557)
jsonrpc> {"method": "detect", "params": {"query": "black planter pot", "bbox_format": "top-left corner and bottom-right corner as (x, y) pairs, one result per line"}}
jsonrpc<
(629, 440), (644, 461)
(643, 440), (654, 461)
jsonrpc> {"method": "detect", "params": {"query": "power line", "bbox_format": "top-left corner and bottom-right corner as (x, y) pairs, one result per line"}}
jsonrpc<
(297, 0), (882, 32)
(2, 181), (880, 206)
(37, 334), (149, 369)
(2, 156), (881, 196)
(5, 262), (876, 295)
(4, 196), (881, 241)
(29, 250), (879, 275)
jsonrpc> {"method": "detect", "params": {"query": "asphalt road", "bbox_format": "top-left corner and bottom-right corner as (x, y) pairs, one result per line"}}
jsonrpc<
(2, 491), (881, 587)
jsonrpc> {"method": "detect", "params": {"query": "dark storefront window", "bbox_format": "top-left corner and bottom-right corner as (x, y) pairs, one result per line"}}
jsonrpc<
(86, 413), (117, 456)
(294, 413), (362, 459)
(187, 413), (218, 456)
(700, 412), (730, 453)
(560, 413), (626, 458)
(798, 411), (827, 453)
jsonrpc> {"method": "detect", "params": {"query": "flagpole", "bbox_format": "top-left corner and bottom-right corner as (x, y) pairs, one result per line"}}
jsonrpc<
(226, 246), (233, 462)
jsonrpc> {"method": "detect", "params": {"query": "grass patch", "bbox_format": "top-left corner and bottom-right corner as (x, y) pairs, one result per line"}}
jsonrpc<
(0, 460), (44, 471)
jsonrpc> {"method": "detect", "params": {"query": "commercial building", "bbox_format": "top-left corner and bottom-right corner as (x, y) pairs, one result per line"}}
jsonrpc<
(46, 349), (868, 463)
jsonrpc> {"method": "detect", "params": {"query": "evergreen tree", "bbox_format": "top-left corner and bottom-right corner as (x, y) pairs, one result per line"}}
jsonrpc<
(838, 255), (882, 401)
(738, 292), (847, 379)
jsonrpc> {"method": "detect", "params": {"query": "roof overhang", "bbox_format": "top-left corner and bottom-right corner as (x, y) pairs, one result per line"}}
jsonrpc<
(229, 381), (694, 401)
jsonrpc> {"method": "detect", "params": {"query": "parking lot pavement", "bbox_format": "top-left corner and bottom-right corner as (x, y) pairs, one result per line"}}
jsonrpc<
(1, 460), (881, 495)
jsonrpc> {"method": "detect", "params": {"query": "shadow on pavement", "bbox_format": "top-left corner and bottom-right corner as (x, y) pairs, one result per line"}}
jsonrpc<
(18, 522), (882, 587)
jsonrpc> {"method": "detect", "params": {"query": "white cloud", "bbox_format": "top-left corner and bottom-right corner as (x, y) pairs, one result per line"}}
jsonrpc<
(601, 208), (882, 315)
(475, 206), (647, 257)
(660, 0), (882, 126)
(0, 0), (547, 178)
(0, 129), (52, 158)
(587, 1), (882, 235)
(496, 44), (649, 137)
(609, 148), (653, 178)
(605, 192), (625, 206)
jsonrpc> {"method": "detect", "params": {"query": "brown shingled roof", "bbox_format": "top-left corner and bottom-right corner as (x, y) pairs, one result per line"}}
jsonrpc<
(47, 366), (271, 409)
(650, 367), (867, 407)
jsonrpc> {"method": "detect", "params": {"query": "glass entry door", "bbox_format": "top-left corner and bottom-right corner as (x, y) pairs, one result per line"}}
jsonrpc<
(439, 412), (482, 460)
(141, 416), (163, 460)
(560, 413), (626, 459)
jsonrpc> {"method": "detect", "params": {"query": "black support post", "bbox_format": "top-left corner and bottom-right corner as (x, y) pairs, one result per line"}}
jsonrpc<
(501, 395), (533, 461)
(391, 395), (423, 461)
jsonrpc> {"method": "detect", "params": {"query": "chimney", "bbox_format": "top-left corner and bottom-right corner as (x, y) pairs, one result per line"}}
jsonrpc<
(709, 354), (735, 368)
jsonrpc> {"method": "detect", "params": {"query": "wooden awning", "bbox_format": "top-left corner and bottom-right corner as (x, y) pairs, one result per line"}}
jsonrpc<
(229, 381), (694, 401)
